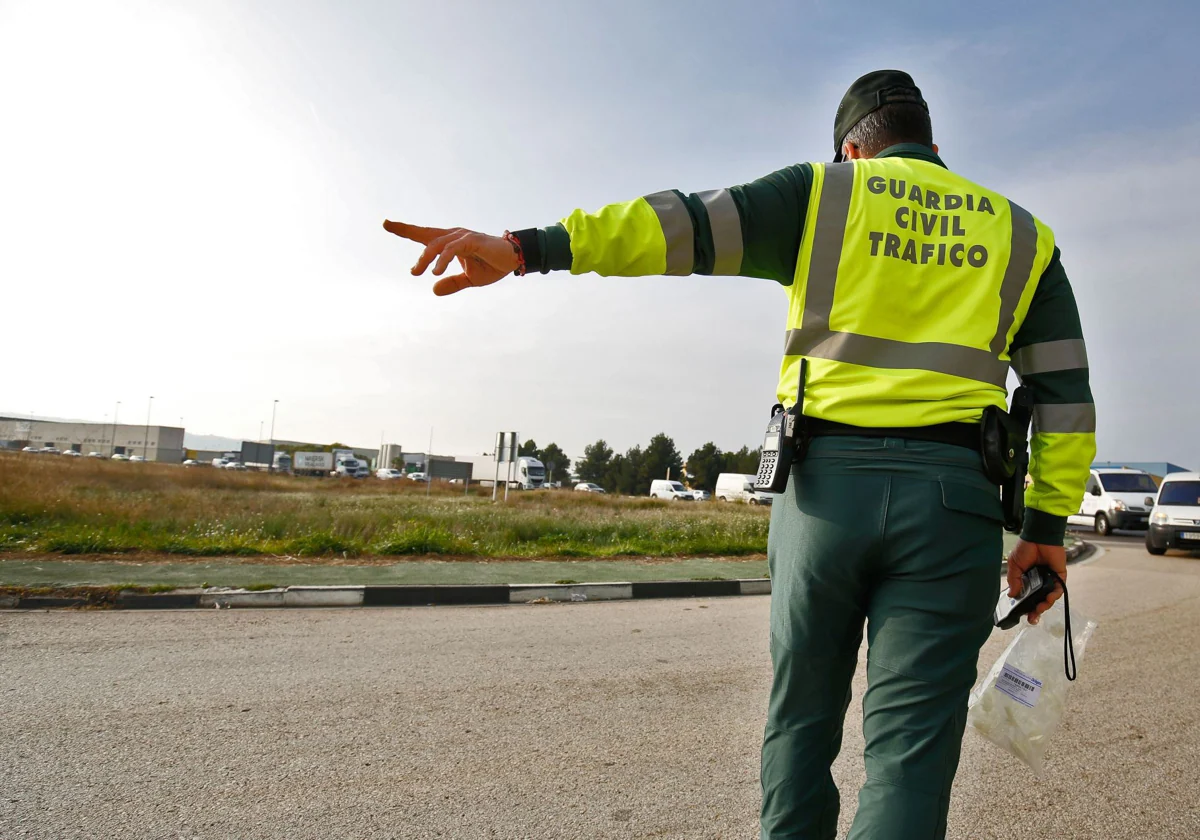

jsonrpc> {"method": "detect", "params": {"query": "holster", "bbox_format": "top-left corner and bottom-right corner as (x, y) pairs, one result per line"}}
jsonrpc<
(981, 387), (1034, 533)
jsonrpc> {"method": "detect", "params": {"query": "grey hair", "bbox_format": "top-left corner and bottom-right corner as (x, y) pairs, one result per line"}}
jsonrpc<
(843, 103), (933, 158)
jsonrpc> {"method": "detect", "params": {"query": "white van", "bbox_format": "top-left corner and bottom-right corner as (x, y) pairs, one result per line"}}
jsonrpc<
(715, 473), (773, 505)
(1068, 468), (1158, 536)
(1146, 472), (1200, 555)
(649, 479), (694, 501)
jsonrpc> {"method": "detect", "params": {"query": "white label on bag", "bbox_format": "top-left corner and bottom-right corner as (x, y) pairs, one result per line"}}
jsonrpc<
(995, 663), (1043, 708)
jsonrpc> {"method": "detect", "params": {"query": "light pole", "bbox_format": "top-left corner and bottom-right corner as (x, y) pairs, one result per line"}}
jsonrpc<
(143, 396), (154, 460)
(268, 399), (279, 472)
(111, 401), (121, 457)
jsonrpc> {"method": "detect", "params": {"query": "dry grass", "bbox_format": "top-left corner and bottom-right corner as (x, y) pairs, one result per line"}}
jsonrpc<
(0, 451), (770, 559)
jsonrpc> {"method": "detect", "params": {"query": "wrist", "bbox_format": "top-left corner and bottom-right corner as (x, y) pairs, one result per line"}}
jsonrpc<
(1020, 508), (1066, 546)
(501, 231), (527, 276)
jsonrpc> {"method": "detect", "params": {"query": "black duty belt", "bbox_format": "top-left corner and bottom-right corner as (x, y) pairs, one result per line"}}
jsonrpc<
(806, 418), (980, 452)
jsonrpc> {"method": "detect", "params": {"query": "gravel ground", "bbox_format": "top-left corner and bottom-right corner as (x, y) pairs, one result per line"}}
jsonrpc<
(2, 537), (1198, 839)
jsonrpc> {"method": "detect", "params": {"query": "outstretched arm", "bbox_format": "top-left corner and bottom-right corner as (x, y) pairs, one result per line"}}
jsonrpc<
(384, 164), (816, 295)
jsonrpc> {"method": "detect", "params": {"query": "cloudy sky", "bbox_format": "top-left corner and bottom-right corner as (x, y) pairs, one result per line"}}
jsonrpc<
(2, 0), (1198, 467)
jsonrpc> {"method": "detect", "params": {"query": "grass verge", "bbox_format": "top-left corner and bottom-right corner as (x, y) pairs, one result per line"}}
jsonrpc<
(0, 452), (769, 560)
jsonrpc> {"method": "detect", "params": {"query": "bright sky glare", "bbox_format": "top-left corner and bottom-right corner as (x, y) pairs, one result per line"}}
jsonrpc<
(2, 0), (1198, 467)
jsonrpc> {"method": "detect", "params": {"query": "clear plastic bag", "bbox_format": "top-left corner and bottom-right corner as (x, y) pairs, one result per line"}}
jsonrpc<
(967, 600), (1098, 777)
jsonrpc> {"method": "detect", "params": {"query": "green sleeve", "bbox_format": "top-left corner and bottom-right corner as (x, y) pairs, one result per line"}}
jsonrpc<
(527, 163), (814, 285)
(1010, 248), (1097, 545)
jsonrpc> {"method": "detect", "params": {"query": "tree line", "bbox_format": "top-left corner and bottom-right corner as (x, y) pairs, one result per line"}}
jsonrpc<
(573, 434), (761, 496)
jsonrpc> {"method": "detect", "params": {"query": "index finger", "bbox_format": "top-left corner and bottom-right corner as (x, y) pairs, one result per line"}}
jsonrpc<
(382, 220), (450, 245)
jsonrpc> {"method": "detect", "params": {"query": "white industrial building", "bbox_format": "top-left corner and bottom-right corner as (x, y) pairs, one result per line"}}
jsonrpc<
(0, 416), (185, 463)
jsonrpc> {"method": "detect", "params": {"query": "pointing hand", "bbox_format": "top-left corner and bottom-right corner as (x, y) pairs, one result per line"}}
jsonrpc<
(382, 221), (520, 296)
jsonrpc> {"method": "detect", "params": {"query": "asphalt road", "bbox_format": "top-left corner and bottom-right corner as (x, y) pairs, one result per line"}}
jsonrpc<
(3, 535), (1198, 839)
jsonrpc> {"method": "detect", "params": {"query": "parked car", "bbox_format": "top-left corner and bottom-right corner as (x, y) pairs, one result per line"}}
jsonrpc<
(111, 453), (130, 461)
(21, 445), (39, 453)
(61, 449), (82, 457)
(376, 468), (404, 480)
(407, 472), (428, 481)
(39, 446), (61, 455)
(575, 482), (606, 494)
(223, 461), (247, 471)
(1146, 472), (1200, 555)
(182, 459), (202, 467)
(129, 455), (146, 463)
(86, 451), (106, 459)
(715, 473), (773, 505)
(1067, 468), (1157, 536)
(692, 489), (711, 501)
(649, 479), (694, 501)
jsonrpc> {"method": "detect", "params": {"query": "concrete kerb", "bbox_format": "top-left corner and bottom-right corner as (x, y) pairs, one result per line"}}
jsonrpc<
(2, 543), (1094, 611)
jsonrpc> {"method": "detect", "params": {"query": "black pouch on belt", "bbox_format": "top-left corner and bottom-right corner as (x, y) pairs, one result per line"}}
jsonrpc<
(981, 387), (1034, 532)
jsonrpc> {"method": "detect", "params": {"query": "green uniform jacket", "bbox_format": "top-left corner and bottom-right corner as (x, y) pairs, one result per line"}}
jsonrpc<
(517, 144), (1095, 545)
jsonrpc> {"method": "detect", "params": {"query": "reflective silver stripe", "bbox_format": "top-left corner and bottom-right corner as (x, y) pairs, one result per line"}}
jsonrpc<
(1011, 339), (1089, 376)
(1033, 403), (1096, 434)
(697, 189), (743, 275)
(990, 200), (1038, 354)
(643, 190), (694, 276)
(784, 328), (1010, 387)
(801, 163), (854, 330)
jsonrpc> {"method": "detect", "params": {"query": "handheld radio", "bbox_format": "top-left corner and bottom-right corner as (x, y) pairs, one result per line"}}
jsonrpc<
(993, 566), (1059, 629)
(754, 359), (808, 494)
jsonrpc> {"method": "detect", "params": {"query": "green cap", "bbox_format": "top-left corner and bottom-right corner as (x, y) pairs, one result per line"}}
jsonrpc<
(833, 70), (928, 162)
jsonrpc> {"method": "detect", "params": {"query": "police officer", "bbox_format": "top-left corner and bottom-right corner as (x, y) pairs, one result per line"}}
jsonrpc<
(384, 70), (1096, 839)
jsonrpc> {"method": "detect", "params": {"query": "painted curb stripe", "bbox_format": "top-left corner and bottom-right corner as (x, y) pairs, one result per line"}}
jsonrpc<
(5, 552), (1100, 611)
(739, 579), (773, 596)
(283, 587), (365, 607)
(200, 590), (286, 608)
(509, 583), (634, 603)
(15, 596), (89, 609)
(632, 580), (742, 598)
(363, 585), (510, 607)
(117, 593), (202, 610)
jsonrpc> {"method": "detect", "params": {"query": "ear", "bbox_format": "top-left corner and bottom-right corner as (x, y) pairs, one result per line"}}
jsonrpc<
(932, 143), (939, 154)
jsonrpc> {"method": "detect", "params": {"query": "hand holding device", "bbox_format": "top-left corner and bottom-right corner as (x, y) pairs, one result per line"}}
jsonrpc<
(1004, 539), (1066, 625)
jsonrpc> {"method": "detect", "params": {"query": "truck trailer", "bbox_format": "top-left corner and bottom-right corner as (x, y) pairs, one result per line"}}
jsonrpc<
(292, 451), (334, 477)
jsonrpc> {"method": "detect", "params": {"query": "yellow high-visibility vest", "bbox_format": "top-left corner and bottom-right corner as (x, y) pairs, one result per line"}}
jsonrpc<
(778, 157), (1057, 427)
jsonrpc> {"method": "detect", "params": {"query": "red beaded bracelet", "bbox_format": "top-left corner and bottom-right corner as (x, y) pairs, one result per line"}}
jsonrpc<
(502, 230), (527, 277)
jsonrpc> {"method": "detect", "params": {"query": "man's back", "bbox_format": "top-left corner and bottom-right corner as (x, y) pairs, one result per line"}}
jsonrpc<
(778, 154), (1057, 429)
(384, 68), (1095, 840)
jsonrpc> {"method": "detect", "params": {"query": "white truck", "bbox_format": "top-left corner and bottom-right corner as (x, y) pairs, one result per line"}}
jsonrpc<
(649, 479), (694, 501)
(1068, 467), (1158, 536)
(497, 456), (546, 490)
(715, 473), (774, 505)
(332, 449), (370, 478)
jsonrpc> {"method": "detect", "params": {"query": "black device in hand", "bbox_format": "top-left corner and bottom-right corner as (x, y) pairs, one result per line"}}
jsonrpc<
(994, 566), (1059, 630)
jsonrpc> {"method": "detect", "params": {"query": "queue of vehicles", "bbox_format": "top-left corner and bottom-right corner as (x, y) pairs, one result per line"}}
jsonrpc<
(22, 442), (1194, 532)
(1059, 466), (1200, 555)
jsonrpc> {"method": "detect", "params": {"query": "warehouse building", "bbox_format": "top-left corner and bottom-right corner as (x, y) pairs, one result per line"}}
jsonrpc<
(0, 416), (185, 463)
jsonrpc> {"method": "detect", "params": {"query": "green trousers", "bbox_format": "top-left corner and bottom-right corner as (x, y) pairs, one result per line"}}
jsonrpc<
(760, 436), (1002, 840)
